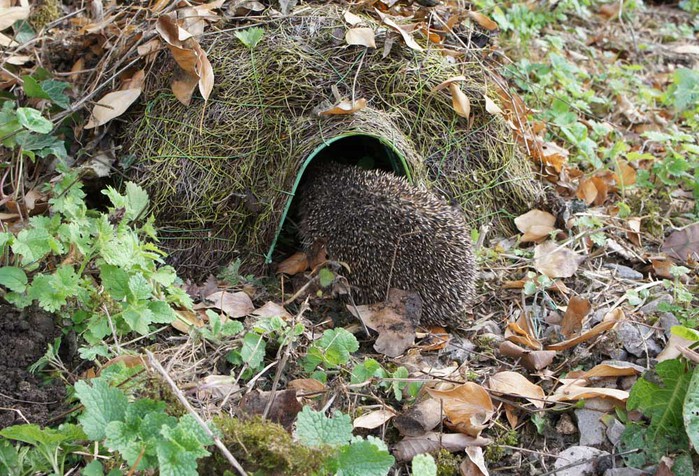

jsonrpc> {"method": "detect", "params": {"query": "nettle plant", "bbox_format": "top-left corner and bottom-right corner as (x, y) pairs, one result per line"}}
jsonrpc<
(0, 166), (190, 355)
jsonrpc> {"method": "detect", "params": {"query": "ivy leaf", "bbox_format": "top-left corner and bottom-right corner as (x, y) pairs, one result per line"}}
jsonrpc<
(15, 107), (52, 134)
(335, 439), (394, 476)
(0, 267), (28, 293)
(75, 379), (129, 441)
(294, 406), (352, 448)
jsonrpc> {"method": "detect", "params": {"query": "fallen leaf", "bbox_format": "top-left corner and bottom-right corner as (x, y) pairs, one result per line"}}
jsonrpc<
(353, 409), (397, 429)
(560, 296), (592, 339)
(277, 251), (308, 275)
(85, 88), (142, 129)
(546, 308), (624, 351)
(171, 72), (199, 105)
(576, 178), (598, 205)
(468, 11), (498, 30)
(318, 97), (367, 116)
(484, 95), (503, 115)
(343, 10), (365, 26)
(348, 289), (418, 357)
(514, 209), (557, 242)
(567, 362), (643, 380)
(239, 389), (302, 430)
(252, 301), (291, 319)
(431, 75), (467, 92)
(461, 446), (489, 476)
(394, 398), (443, 436)
(426, 383), (495, 436)
(0, 6), (30, 31)
(626, 217), (641, 247)
(345, 27), (376, 48)
(662, 223), (699, 263)
(376, 9), (424, 52)
(195, 375), (239, 400)
(489, 372), (546, 409)
(172, 308), (205, 333)
(288, 378), (326, 394)
(499, 341), (556, 371)
(393, 432), (491, 462)
(202, 290), (254, 317)
(505, 315), (542, 350)
(614, 159), (637, 187)
(549, 382), (629, 403)
(533, 241), (581, 278)
(671, 44), (699, 55)
(449, 83), (470, 119)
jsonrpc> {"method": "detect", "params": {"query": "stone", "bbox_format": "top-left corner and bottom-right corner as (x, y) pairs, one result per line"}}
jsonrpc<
(603, 468), (649, 476)
(556, 413), (577, 435)
(554, 446), (610, 476)
(605, 418), (625, 446)
(658, 313), (680, 337)
(617, 321), (662, 357)
(639, 295), (673, 315)
(604, 263), (643, 280)
(575, 409), (608, 447)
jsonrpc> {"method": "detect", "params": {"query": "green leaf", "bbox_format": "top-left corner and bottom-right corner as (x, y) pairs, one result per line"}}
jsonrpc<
(335, 439), (394, 476)
(75, 379), (129, 441)
(683, 366), (699, 452)
(412, 453), (437, 476)
(232, 332), (266, 370)
(0, 440), (20, 476)
(28, 265), (81, 312)
(99, 264), (130, 301)
(81, 460), (105, 476)
(124, 182), (149, 221)
(122, 304), (154, 335)
(627, 359), (692, 450)
(294, 406), (352, 448)
(235, 27), (264, 49)
(319, 268), (334, 288)
(15, 107), (52, 134)
(303, 328), (359, 372)
(15, 131), (67, 159)
(672, 325), (699, 342)
(148, 300), (176, 324)
(0, 267), (28, 293)
(12, 226), (53, 265)
(156, 415), (212, 476)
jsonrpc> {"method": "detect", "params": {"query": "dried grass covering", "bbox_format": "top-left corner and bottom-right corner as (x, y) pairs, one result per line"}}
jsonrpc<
(127, 4), (544, 278)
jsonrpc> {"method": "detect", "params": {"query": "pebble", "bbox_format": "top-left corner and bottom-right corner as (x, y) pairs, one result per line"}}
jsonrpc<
(605, 418), (625, 446)
(604, 263), (644, 280)
(617, 321), (662, 357)
(556, 413), (578, 435)
(554, 446), (610, 476)
(639, 295), (673, 315)
(575, 409), (608, 447)
(603, 468), (649, 476)
(658, 313), (680, 337)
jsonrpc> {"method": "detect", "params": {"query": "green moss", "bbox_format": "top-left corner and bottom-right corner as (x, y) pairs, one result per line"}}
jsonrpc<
(29, 0), (61, 30)
(199, 416), (331, 475)
(435, 449), (461, 476)
(484, 429), (519, 463)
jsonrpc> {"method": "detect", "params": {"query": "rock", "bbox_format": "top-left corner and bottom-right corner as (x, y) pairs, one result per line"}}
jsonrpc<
(477, 320), (502, 336)
(603, 468), (649, 476)
(639, 295), (673, 315)
(658, 313), (680, 337)
(575, 409), (607, 446)
(584, 397), (617, 412)
(604, 263), (643, 280)
(605, 418), (625, 446)
(617, 321), (662, 357)
(444, 337), (476, 363)
(556, 413), (577, 435)
(554, 446), (610, 476)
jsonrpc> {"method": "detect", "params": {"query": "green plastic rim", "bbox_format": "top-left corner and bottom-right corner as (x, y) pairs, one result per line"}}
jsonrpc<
(264, 133), (412, 264)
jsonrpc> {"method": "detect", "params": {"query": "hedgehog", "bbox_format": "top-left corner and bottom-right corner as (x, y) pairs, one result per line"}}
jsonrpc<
(296, 161), (476, 328)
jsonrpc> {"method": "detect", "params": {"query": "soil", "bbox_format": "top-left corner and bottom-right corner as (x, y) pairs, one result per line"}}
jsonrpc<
(0, 303), (66, 429)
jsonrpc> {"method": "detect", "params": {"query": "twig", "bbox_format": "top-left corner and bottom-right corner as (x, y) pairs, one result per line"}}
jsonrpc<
(146, 351), (248, 476)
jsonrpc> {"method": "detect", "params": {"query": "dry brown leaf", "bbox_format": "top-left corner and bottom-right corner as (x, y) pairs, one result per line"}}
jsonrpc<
(549, 382), (629, 403)
(499, 341), (556, 371)
(567, 362), (643, 379)
(488, 371), (546, 409)
(431, 75), (467, 92)
(651, 258), (675, 279)
(461, 447), (489, 476)
(533, 241), (581, 278)
(484, 95), (503, 115)
(345, 27), (376, 48)
(657, 333), (696, 362)
(194, 375), (239, 400)
(546, 308), (624, 351)
(393, 432), (491, 462)
(514, 209), (557, 242)
(239, 389), (302, 429)
(504, 404), (519, 428)
(449, 83), (470, 119)
(662, 223), (699, 263)
(560, 296), (592, 339)
(0, 31), (17, 47)
(467, 11), (498, 30)
(353, 409), (397, 429)
(171, 72), (199, 105)
(505, 315), (542, 350)
(318, 97), (367, 116)
(614, 159), (637, 187)
(85, 88), (142, 129)
(348, 289), (417, 357)
(252, 301), (291, 319)
(671, 44), (699, 55)
(343, 10), (364, 26)
(288, 378), (326, 394)
(277, 251), (308, 275)
(0, 6), (30, 31)
(202, 290), (254, 317)
(576, 178), (598, 205)
(502, 278), (570, 294)
(376, 9), (424, 52)
(394, 399), (443, 436)
(172, 309), (205, 333)
(194, 43), (214, 101)
(626, 217), (641, 247)
(426, 383), (494, 437)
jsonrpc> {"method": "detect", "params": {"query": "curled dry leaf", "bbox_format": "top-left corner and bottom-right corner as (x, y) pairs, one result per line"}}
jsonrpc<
(468, 11), (498, 30)
(345, 27), (376, 48)
(252, 301), (291, 319)
(461, 447), (489, 476)
(505, 315), (542, 350)
(484, 95), (503, 115)
(343, 10), (364, 26)
(172, 308), (205, 333)
(376, 9), (424, 52)
(277, 251), (308, 275)
(499, 341), (556, 371)
(566, 362), (643, 380)
(426, 383), (494, 437)
(488, 371), (546, 409)
(614, 159), (637, 187)
(560, 296), (592, 339)
(549, 382), (629, 404)
(239, 389), (302, 430)
(546, 308), (624, 351)
(431, 75), (467, 92)
(662, 223), (699, 263)
(534, 241), (581, 278)
(514, 209), (557, 242)
(0, 6), (30, 31)
(449, 83), (470, 119)
(287, 378), (326, 394)
(353, 409), (397, 429)
(393, 432), (491, 462)
(318, 97), (367, 116)
(393, 398), (443, 436)
(85, 86), (142, 129)
(202, 290), (254, 317)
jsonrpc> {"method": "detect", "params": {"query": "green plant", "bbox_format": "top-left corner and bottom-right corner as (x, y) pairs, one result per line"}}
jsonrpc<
(302, 328), (359, 373)
(619, 359), (696, 475)
(0, 167), (191, 351)
(351, 358), (420, 401)
(0, 424), (85, 476)
(293, 406), (395, 476)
